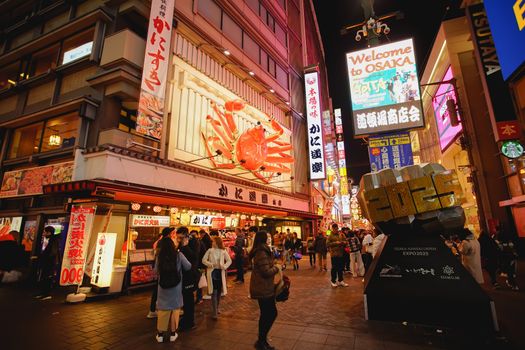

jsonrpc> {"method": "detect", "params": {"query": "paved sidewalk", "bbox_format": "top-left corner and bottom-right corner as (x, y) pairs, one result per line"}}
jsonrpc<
(1, 259), (523, 350)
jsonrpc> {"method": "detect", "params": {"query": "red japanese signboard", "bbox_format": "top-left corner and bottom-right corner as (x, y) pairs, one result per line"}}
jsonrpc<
(60, 205), (96, 286)
(136, 0), (175, 139)
(496, 120), (521, 141)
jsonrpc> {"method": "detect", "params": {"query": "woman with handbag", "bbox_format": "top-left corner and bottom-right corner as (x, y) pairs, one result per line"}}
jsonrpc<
(249, 230), (281, 350)
(202, 235), (232, 319)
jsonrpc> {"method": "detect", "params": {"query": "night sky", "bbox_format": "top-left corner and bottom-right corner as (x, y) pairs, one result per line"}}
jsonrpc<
(312, 0), (463, 184)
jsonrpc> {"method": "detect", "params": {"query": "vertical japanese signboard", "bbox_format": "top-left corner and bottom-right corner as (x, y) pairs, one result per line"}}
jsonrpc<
(334, 109), (350, 215)
(346, 38), (424, 136)
(91, 233), (117, 288)
(60, 206), (96, 286)
(305, 70), (326, 180)
(136, 0), (175, 139)
(368, 132), (413, 171)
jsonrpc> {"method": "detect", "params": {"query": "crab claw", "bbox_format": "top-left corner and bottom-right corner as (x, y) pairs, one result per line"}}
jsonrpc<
(225, 100), (244, 112)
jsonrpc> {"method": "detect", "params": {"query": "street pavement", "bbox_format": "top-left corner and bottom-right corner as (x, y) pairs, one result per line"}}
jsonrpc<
(1, 259), (524, 350)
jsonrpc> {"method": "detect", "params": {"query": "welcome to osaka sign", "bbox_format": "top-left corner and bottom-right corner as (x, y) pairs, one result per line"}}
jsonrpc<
(346, 38), (425, 136)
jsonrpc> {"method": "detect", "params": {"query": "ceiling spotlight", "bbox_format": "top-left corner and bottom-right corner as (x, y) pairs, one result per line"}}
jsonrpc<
(249, 71), (255, 76)
(223, 49), (231, 56)
(285, 101), (290, 105)
(269, 88), (275, 93)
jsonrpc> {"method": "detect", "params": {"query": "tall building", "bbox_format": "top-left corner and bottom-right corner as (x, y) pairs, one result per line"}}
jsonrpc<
(0, 0), (334, 288)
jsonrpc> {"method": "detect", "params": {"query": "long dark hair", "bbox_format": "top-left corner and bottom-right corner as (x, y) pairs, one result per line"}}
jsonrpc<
(248, 230), (269, 261)
(157, 237), (179, 272)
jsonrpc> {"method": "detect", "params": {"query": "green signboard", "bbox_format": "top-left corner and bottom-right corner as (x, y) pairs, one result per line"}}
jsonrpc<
(501, 140), (524, 159)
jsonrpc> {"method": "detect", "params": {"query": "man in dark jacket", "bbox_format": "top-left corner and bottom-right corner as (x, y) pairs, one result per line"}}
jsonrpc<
(478, 230), (500, 288)
(327, 224), (348, 287)
(36, 226), (60, 300)
(178, 227), (199, 330)
(233, 228), (246, 283)
(313, 232), (328, 271)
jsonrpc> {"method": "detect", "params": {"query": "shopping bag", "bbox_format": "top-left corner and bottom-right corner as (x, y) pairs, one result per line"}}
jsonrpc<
(198, 273), (207, 289)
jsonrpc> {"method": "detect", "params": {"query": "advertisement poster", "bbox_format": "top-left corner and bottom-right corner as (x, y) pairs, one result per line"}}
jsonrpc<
(135, 0), (175, 139)
(0, 216), (22, 241)
(432, 67), (463, 151)
(0, 161), (74, 198)
(60, 206), (96, 286)
(22, 220), (37, 252)
(91, 233), (117, 288)
(304, 70), (327, 180)
(368, 132), (414, 171)
(346, 38), (425, 136)
(334, 109), (350, 215)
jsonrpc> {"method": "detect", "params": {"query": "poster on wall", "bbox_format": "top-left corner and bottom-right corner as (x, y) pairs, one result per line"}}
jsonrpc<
(368, 132), (414, 171)
(22, 220), (37, 252)
(60, 206), (97, 286)
(346, 38), (425, 136)
(91, 233), (118, 288)
(432, 67), (463, 151)
(0, 217), (22, 241)
(135, 0), (175, 139)
(0, 161), (74, 198)
(305, 70), (327, 180)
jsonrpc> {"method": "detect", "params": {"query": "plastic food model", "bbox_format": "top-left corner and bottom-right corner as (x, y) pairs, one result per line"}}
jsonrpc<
(202, 100), (293, 183)
(358, 163), (465, 235)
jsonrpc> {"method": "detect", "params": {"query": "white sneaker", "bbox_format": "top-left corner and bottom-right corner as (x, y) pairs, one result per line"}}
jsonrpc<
(330, 281), (338, 287)
(41, 296), (52, 300)
(338, 281), (349, 287)
(155, 334), (164, 343)
(202, 295), (211, 300)
(147, 311), (157, 318)
(169, 332), (178, 342)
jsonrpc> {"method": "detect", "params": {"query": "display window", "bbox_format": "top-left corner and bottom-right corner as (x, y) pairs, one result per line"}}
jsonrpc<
(30, 45), (60, 77)
(0, 62), (21, 90)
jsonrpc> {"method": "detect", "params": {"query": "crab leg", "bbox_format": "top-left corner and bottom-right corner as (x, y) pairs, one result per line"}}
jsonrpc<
(261, 164), (292, 173)
(265, 119), (284, 143)
(224, 100), (243, 135)
(252, 170), (273, 184)
(211, 103), (235, 141)
(201, 131), (220, 168)
(207, 115), (233, 148)
(208, 137), (233, 160)
(268, 145), (293, 154)
(265, 155), (294, 163)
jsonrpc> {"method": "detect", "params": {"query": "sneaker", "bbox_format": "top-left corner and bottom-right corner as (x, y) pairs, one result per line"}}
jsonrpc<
(492, 282), (501, 290)
(155, 333), (164, 343)
(202, 295), (211, 300)
(330, 281), (338, 287)
(34, 295), (44, 299)
(512, 285), (520, 291)
(169, 332), (178, 342)
(338, 281), (349, 287)
(147, 311), (157, 318)
(40, 296), (52, 300)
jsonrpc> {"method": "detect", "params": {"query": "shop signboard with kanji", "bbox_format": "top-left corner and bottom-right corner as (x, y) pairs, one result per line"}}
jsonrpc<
(368, 132), (413, 171)
(304, 70), (326, 180)
(60, 205), (96, 286)
(190, 214), (215, 226)
(334, 108), (350, 215)
(131, 215), (170, 227)
(433, 67), (463, 151)
(136, 0), (175, 139)
(91, 233), (117, 288)
(346, 38), (424, 136)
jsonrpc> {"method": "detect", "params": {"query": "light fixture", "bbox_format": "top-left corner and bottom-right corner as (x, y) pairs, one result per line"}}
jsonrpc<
(170, 207), (178, 214)
(249, 71), (255, 76)
(188, 210), (194, 216)
(285, 101), (290, 105)
(240, 214), (247, 220)
(250, 215), (256, 220)
(269, 88), (275, 93)
(7, 79), (16, 85)
(153, 205), (162, 213)
(131, 203), (141, 211)
(223, 49), (231, 56)
(204, 211), (211, 216)
(49, 134), (61, 146)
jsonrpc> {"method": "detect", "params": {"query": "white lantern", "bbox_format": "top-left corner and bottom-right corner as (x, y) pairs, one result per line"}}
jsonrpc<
(131, 203), (141, 211)
(170, 207), (178, 214)
(153, 205), (162, 213)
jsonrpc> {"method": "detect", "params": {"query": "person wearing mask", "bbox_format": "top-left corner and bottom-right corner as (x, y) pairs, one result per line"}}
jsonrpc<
(361, 230), (374, 271)
(306, 237), (316, 268)
(348, 231), (365, 278)
(197, 230), (213, 302)
(202, 235), (232, 319)
(177, 226), (200, 331)
(313, 232), (328, 272)
(154, 230), (191, 343)
(250, 230), (280, 350)
(291, 232), (302, 270)
(147, 231), (169, 318)
(478, 230), (500, 289)
(458, 228), (483, 284)
(233, 228), (246, 284)
(327, 224), (348, 287)
(35, 226), (60, 300)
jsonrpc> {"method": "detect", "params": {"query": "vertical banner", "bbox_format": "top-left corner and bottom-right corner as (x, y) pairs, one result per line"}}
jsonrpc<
(305, 70), (326, 180)
(60, 205), (96, 286)
(136, 0), (175, 139)
(91, 233), (118, 288)
(334, 108), (351, 215)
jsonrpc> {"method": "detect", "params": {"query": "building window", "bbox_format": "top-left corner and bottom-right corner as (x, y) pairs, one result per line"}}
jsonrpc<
(0, 62), (21, 90)
(277, 0), (286, 10)
(30, 45), (59, 77)
(276, 64), (288, 89)
(243, 32), (260, 64)
(275, 22), (287, 46)
(8, 113), (79, 159)
(61, 28), (95, 65)
(268, 57), (276, 77)
(198, 0), (222, 29)
(246, 0), (259, 15)
(222, 13), (242, 48)
(119, 109), (137, 133)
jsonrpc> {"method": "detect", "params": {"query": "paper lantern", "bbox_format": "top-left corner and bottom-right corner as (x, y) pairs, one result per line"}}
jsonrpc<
(153, 206), (162, 213)
(170, 207), (178, 214)
(131, 203), (141, 211)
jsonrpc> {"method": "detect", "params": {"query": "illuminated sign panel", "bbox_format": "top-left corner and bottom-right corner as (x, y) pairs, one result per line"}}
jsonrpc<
(432, 67), (463, 151)
(91, 233), (117, 288)
(346, 38), (424, 136)
(305, 71), (326, 180)
(130, 215), (170, 227)
(334, 108), (350, 215)
(62, 42), (93, 65)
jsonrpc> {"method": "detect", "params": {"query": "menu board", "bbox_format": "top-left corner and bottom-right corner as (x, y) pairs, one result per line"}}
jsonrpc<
(0, 162), (74, 198)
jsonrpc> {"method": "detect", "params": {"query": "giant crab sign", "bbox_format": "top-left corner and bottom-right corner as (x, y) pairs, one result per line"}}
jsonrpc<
(201, 100), (293, 184)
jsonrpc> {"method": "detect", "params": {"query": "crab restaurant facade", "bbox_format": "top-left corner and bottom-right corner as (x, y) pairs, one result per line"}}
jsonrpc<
(0, 1), (336, 291)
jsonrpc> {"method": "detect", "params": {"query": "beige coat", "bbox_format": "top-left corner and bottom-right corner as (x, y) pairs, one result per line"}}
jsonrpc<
(202, 247), (232, 295)
(460, 235), (484, 283)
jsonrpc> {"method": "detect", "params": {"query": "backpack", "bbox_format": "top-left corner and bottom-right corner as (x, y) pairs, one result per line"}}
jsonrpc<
(158, 257), (181, 289)
(275, 271), (291, 302)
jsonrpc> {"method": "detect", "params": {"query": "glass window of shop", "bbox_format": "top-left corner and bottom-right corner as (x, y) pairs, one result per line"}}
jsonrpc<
(118, 108), (138, 133)
(222, 13), (242, 48)
(198, 0), (221, 29)
(0, 62), (21, 90)
(61, 28), (95, 65)
(8, 113), (79, 159)
(30, 45), (60, 77)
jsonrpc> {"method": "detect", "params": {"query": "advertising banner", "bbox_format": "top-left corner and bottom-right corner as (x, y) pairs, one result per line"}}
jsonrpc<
(305, 70), (326, 180)
(432, 67), (463, 151)
(60, 206), (96, 286)
(334, 108), (350, 215)
(346, 38), (424, 136)
(130, 215), (170, 227)
(368, 132), (413, 171)
(136, 0), (175, 139)
(0, 161), (74, 198)
(482, 0), (525, 80)
(91, 233), (117, 288)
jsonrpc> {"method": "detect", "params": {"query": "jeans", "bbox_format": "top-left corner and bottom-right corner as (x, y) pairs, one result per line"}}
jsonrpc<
(317, 253), (327, 270)
(150, 285), (158, 312)
(257, 297), (278, 343)
(343, 251), (350, 271)
(331, 256), (344, 283)
(180, 288), (195, 329)
(235, 256), (244, 282)
(349, 251), (365, 277)
(309, 252), (316, 266)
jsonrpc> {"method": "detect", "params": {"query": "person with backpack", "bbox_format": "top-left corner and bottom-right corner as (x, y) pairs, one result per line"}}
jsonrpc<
(177, 226), (200, 331)
(155, 229), (191, 343)
(348, 231), (365, 277)
(202, 235), (232, 319)
(306, 237), (316, 268)
(249, 230), (281, 350)
(313, 232), (328, 272)
(233, 228), (246, 284)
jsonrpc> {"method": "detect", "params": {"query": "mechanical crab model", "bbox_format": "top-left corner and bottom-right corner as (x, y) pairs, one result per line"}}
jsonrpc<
(201, 100), (293, 183)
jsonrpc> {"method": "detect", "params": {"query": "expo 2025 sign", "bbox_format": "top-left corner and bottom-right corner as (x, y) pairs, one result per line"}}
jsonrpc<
(346, 38), (425, 136)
